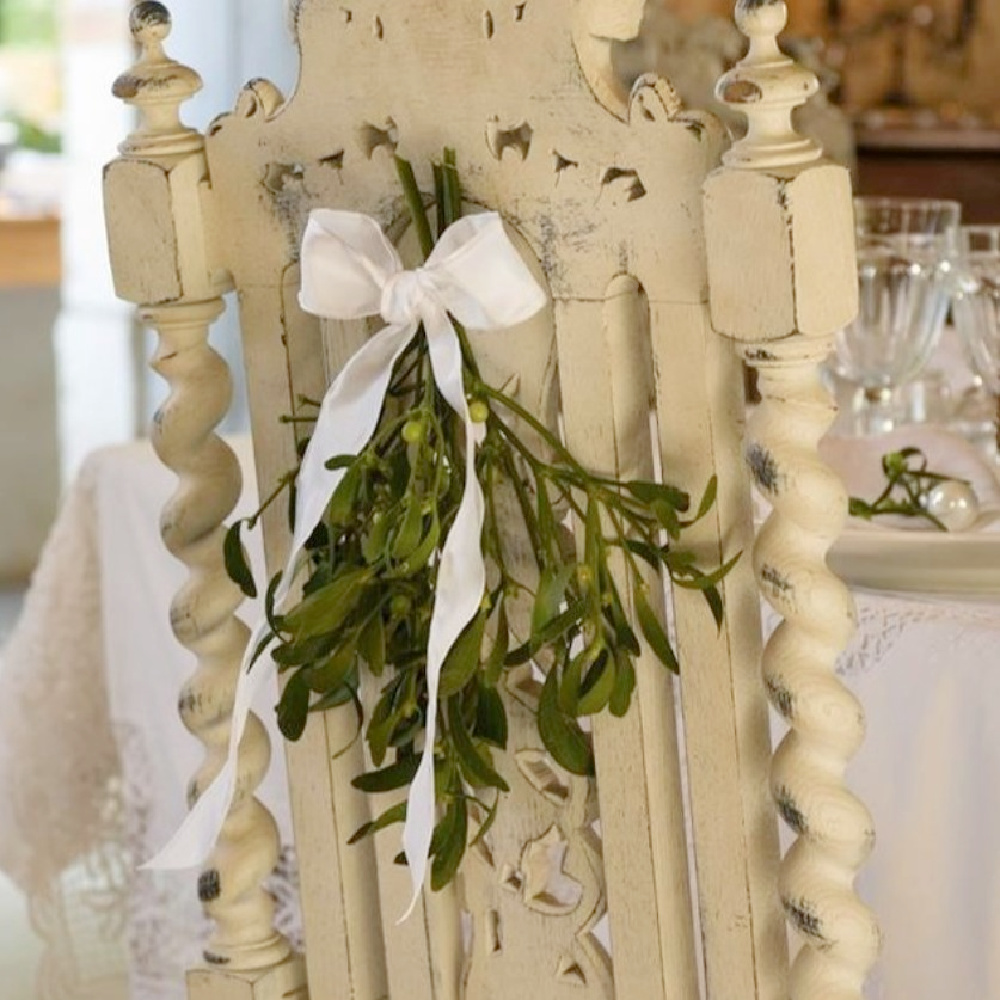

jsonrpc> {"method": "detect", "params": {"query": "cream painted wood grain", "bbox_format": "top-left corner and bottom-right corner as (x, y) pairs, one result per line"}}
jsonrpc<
(100, 1), (875, 999)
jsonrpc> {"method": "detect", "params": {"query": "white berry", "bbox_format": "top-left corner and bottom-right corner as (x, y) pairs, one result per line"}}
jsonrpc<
(924, 481), (980, 532)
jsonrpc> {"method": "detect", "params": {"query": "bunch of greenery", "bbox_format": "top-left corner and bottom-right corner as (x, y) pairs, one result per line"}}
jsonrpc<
(848, 447), (970, 531)
(226, 151), (736, 890)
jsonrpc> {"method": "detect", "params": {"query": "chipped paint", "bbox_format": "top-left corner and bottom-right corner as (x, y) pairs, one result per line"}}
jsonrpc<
(720, 80), (762, 104)
(783, 896), (827, 944)
(761, 564), (793, 594)
(198, 869), (222, 902)
(765, 676), (794, 718)
(774, 786), (808, 835)
(601, 166), (646, 202)
(747, 442), (781, 493)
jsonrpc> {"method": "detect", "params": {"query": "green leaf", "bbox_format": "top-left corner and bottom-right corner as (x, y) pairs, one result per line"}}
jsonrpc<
(327, 463), (363, 526)
(349, 800), (408, 845)
(536, 478), (557, 554)
(475, 685), (508, 749)
(397, 513), (440, 574)
(635, 587), (680, 674)
(470, 793), (500, 847)
(652, 500), (682, 541)
(224, 521), (258, 599)
(848, 498), (873, 520)
(576, 648), (615, 716)
(538, 665), (594, 776)
(704, 585), (725, 630)
(605, 577), (640, 655)
(447, 698), (509, 791)
(438, 610), (487, 699)
(324, 453), (359, 471)
(351, 755), (421, 794)
(626, 480), (690, 512)
(695, 475), (719, 522)
(263, 570), (285, 636)
(531, 564), (574, 638)
(367, 684), (403, 767)
(484, 603), (509, 686)
(362, 509), (394, 564)
(247, 630), (276, 672)
(305, 638), (357, 693)
(311, 676), (360, 713)
(391, 493), (425, 561)
(430, 795), (468, 891)
(507, 598), (586, 666)
(673, 552), (742, 592)
(276, 671), (310, 741)
(608, 650), (636, 718)
(358, 611), (386, 677)
(272, 632), (339, 668)
(281, 566), (373, 638)
(622, 538), (662, 570)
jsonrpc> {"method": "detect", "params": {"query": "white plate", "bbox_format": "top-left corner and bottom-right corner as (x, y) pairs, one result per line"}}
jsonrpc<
(828, 524), (1000, 599)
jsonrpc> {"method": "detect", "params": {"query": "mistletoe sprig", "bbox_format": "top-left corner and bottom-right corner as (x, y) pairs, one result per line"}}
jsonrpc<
(848, 447), (971, 531)
(225, 150), (737, 891)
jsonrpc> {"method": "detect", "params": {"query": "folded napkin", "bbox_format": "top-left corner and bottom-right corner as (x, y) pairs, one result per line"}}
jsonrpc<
(819, 425), (1000, 531)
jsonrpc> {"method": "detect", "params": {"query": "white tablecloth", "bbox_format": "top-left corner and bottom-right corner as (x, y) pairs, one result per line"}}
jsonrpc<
(1, 437), (999, 1000)
(0, 439), (300, 1000)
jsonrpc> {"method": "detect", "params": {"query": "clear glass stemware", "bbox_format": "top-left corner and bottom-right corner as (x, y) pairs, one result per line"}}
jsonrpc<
(951, 226), (1000, 457)
(830, 197), (961, 434)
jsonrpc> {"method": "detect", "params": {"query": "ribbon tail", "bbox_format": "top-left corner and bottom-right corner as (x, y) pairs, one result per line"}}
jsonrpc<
(145, 322), (418, 871)
(400, 411), (486, 919)
(276, 322), (418, 606)
(142, 621), (276, 870)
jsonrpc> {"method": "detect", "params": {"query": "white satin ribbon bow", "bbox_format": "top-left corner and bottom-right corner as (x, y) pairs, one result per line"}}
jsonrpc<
(144, 208), (546, 918)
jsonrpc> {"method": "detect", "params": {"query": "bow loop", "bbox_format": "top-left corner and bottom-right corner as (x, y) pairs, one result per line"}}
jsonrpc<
(300, 209), (403, 320)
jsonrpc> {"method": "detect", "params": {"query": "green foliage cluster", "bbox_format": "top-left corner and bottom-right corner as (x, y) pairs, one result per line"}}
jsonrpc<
(225, 151), (736, 890)
(848, 447), (970, 531)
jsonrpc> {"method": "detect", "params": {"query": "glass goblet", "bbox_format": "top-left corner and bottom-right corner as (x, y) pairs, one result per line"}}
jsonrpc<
(831, 198), (961, 435)
(952, 227), (1000, 457)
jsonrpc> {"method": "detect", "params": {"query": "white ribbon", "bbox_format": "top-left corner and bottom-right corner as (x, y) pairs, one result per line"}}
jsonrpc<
(144, 209), (546, 918)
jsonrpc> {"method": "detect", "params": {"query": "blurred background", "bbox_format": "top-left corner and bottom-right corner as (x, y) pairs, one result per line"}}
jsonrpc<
(0, 0), (998, 997)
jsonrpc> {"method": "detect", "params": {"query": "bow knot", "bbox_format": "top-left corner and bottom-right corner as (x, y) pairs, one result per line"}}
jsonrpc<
(142, 206), (546, 923)
(380, 267), (440, 327)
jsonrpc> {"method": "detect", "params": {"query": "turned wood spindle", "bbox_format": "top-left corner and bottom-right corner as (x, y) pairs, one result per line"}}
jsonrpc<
(706, 4), (882, 999)
(108, 1), (292, 975)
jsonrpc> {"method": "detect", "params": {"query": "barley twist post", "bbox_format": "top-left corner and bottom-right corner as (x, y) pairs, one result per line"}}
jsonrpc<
(104, 4), (303, 995)
(704, 3), (881, 998)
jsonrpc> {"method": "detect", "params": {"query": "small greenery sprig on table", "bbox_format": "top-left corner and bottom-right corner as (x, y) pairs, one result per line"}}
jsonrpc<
(848, 447), (971, 531)
(225, 149), (737, 891)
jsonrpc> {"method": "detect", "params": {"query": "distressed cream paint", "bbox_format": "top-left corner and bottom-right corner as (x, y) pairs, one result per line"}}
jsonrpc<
(103, 2), (877, 999)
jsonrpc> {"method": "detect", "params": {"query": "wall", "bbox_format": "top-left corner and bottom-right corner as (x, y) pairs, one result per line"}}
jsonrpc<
(0, 286), (59, 581)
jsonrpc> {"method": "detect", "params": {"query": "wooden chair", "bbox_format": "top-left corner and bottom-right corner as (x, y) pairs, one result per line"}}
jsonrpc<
(103, 1), (880, 998)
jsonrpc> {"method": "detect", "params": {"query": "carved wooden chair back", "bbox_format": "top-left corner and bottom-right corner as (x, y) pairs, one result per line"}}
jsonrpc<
(103, 2), (879, 1000)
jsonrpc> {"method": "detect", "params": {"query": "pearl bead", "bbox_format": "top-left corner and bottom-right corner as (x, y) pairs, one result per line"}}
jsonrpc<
(924, 481), (980, 532)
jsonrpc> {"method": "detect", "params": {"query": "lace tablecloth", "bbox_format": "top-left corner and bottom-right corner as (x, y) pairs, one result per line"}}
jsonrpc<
(0, 439), (301, 1000)
(1, 438), (999, 1000)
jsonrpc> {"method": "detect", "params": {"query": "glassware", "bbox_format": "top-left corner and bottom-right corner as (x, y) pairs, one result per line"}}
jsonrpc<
(831, 197), (961, 434)
(951, 225), (1000, 457)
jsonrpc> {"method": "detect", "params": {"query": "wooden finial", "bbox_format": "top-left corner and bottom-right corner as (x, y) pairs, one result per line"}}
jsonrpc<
(715, 0), (821, 169)
(112, 2), (203, 157)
